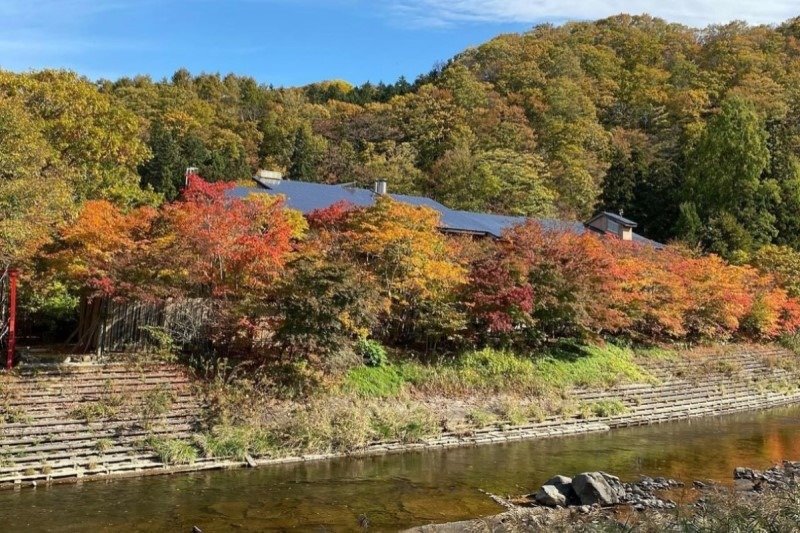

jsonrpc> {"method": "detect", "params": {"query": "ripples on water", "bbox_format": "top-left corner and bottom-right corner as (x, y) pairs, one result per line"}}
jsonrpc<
(5, 405), (800, 531)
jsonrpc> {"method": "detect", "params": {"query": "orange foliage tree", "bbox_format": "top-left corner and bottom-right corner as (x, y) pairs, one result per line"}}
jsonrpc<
(50, 200), (156, 298)
(465, 221), (800, 346)
(154, 174), (297, 299)
(341, 197), (467, 346)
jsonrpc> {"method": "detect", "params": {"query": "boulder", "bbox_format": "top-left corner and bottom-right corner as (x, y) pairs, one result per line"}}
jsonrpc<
(572, 472), (621, 506)
(534, 484), (566, 507)
(539, 475), (578, 505)
(544, 475), (573, 487)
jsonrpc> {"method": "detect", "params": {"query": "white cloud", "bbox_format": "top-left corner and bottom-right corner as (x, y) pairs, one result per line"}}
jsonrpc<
(388, 0), (799, 28)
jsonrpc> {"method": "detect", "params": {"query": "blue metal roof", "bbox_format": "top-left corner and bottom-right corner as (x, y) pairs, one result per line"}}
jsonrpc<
(228, 180), (662, 246)
(229, 180), (376, 212)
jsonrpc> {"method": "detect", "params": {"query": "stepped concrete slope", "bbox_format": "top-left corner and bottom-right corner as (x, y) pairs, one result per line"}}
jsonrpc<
(1, 345), (799, 488)
(0, 362), (224, 486)
(332, 345), (800, 457)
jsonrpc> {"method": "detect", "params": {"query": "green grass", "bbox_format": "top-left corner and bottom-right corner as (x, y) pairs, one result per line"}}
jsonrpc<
(341, 344), (653, 399)
(146, 437), (198, 465)
(69, 402), (118, 422)
(531, 344), (653, 390)
(578, 399), (628, 418)
(342, 364), (409, 397)
(635, 346), (681, 361)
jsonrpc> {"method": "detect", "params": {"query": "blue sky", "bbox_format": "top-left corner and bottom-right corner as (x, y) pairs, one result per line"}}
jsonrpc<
(1, 1), (797, 87)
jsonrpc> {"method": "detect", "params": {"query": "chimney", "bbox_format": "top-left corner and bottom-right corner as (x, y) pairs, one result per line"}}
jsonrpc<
(254, 169), (283, 187)
(585, 212), (637, 242)
(617, 209), (633, 241)
(373, 180), (388, 195)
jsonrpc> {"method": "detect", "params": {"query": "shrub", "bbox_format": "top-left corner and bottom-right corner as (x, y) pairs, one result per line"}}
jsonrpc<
(369, 403), (440, 443)
(140, 325), (178, 363)
(270, 256), (380, 374)
(139, 386), (174, 429)
(751, 244), (800, 298)
(147, 437), (198, 465)
(356, 338), (388, 367)
(578, 399), (628, 418)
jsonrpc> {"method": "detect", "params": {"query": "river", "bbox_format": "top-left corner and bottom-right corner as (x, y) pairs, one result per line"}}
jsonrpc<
(4, 405), (800, 532)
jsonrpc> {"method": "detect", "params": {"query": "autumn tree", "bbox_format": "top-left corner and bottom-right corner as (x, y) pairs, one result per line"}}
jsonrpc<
(345, 197), (467, 346)
(155, 175), (297, 299)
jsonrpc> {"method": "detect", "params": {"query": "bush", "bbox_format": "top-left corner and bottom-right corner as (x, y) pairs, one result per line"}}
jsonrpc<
(356, 338), (388, 367)
(140, 325), (178, 363)
(270, 256), (380, 374)
(369, 402), (440, 443)
(194, 425), (275, 460)
(146, 437), (198, 465)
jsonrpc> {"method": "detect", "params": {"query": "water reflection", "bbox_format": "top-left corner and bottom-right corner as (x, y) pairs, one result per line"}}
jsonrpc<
(3, 405), (800, 532)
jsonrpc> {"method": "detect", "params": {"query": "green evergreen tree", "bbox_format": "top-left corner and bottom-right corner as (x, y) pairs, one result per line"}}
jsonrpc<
(287, 126), (318, 181)
(684, 97), (772, 255)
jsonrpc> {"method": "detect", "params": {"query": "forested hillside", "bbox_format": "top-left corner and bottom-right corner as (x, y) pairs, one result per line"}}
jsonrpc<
(4, 14), (800, 273)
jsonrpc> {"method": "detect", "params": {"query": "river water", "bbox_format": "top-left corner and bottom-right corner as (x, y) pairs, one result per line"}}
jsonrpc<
(4, 405), (800, 532)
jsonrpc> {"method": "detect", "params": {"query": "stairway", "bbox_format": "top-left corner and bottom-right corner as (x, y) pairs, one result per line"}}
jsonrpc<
(581, 345), (800, 427)
(0, 362), (215, 486)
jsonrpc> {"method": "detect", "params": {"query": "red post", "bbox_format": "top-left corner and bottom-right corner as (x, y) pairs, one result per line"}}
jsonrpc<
(6, 268), (17, 370)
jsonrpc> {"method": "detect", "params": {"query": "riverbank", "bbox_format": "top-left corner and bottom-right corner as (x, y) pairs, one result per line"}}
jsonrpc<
(4, 405), (800, 530)
(1, 343), (800, 488)
(406, 461), (800, 532)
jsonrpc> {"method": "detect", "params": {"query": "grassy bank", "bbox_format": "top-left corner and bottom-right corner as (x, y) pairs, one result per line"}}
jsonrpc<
(342, 344), (653, 398)
(154, 344), (657, 463)
(141, 341), (800, 466)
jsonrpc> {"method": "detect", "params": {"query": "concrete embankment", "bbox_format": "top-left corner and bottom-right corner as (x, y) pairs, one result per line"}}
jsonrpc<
(1, 344), (799, 488)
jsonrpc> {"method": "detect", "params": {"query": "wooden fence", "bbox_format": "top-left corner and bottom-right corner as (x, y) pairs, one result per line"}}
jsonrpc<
(76, 297), (212, 354)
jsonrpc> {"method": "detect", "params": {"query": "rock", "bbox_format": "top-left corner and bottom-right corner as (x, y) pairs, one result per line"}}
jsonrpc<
(598, 472), (627, 499)
(534, 485), (567, 507)
(734, 467), (755, 480)
(544, 475), (572, 486)
(543, 475), (578, 504)
(693, 480), (706, 489)
(572, 472), (620, 506)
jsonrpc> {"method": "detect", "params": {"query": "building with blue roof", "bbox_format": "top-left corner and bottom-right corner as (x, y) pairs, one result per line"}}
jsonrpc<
(229, 172), (663, 247)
